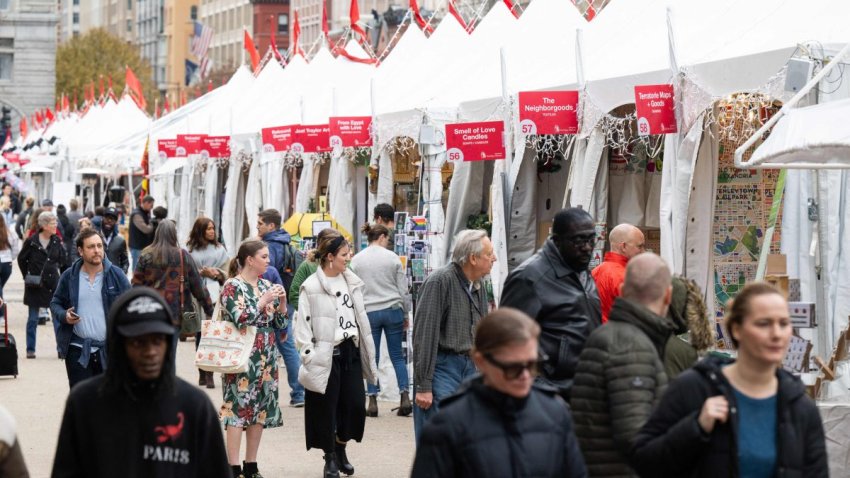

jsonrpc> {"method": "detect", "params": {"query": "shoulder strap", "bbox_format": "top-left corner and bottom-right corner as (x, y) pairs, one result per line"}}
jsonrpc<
(178, 249), (185, 310)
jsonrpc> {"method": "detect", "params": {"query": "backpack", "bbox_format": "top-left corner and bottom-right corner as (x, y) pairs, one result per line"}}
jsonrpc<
(278, 243), (304, 292)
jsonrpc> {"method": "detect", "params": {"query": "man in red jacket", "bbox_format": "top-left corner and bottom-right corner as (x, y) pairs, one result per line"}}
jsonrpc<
(591, 223), (645, 323)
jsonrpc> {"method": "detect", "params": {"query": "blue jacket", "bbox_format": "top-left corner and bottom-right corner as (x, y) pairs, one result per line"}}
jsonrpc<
(50, 257), (131, 359)
(262, 229), (291, 275)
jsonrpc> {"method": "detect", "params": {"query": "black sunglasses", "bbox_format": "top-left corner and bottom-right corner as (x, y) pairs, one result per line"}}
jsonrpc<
(483, 353), (547, 380)
(564, 233), (597, 247)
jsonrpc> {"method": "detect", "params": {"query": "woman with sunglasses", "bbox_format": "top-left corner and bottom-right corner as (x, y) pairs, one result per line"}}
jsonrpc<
(411, 307), (588, 478)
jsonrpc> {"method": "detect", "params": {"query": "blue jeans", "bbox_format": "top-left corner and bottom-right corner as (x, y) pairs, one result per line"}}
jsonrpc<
(276, 305), (304, 403)
(27, 305), (58, 354)
(366, 307), (409, 396)
(413, 352), (476, 444)
(130, 249), (141, 274)
(64, 344), (104, 388)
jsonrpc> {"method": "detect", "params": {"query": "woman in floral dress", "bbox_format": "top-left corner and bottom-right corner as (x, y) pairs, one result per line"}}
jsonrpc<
(219, 239), (288, 478)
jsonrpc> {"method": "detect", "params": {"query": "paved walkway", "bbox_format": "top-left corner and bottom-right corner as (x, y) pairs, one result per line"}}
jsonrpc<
(0, 268), (416, 477)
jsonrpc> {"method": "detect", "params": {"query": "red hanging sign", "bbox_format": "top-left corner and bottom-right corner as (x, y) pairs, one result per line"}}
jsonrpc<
(176, 134), (207, 156)
(261, 125), (295, 152)
(201, 136), (231, 158)
(329, 116), (373, 149)
(634, 85), (677, 135)
(293, 124), (331, 154)
(3, 152), (20, 164)
(445, 121), (505, 162)
(157, 139), (178, 160)
(518, 91), (579, 135)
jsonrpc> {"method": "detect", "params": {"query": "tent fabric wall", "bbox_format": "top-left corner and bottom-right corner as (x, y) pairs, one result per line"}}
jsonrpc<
(569, 127), (606, 210)
(202, 164), (221, 223)
(490, 159), (509, 304)
(295, 155), (319, 213)
(422, 149), (447, 270)
(244, 157), (262, 240)
(328, 156), (357, 239)
(221, 160), (245, 254)
(507, 143), (539, 271)
(176, 158), (197, 244)
(442, 160), (486, 264)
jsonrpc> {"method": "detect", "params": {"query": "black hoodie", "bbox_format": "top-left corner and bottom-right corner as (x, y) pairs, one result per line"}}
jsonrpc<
(630, 355), (828, 478)
(51, 295), (230, 478)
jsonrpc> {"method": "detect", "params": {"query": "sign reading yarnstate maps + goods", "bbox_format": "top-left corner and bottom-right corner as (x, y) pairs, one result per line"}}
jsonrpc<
(261, 126), (295, 152)
(157, 139), (178, 160)
(634, 85), (677, 136)
(293, 125), (331, 154)
(518, 91), (579, 135)
(329, 117), (373, 149)
(176, 134), (207, 156)
(201, 136), (230, 158)
(445, 121), (505, 162)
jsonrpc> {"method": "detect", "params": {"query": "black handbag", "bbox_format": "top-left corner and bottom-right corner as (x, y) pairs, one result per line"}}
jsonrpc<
(178, 251), (200, 334)
(24, 248), (47, 287)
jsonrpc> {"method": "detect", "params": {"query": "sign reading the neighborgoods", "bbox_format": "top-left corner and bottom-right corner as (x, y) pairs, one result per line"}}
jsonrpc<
(293, 125), (331, 154)
(176, 134), (207, 156)
(518, 91), (579, 135)
(445, 121), (505, 162)
(329, 117), (373, 149)
(261, 126), (295, 152)
(157, 139), (178, 160)
(201, 136), (230, 158)
(634, 85), (677, 136)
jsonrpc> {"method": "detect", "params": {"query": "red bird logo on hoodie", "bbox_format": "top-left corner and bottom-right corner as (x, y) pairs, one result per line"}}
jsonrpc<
(154, 412), (185, 443)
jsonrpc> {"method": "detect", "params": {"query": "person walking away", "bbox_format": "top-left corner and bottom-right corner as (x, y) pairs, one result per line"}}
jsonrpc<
(91, 206), (105, 232)
(186, 216), (229, 389)
(350, 223), (411, 417)
(50, 228), (131, 388)
(412, 308), (588, 478)
(295, 229), (378, 478)
(0, 214), (20, 300)
(664, 276), (714, 379)
(56, 205), (75, 258)
(18, 211), (67, 359)
(0, 403), (29, 477)
(15, 196), (34, 239)
(372, 203), (395, 251)
(1, 184), (20, 217)
(51, 287), (231, 478)
(131, 220), (213, 343)
(591, 223), (645, 323)
(571, 253), (676, 478)
(0, 197), (13, 229)
(129, 196), (155, 270)
(256, 208), (305, 408)
(412, 229), (496, 442)
(500, 208), (602, 401)
(631, 282), (828, 477)
(219, 240), (288, 478)
(101, 207), (129, 274)
(66, 198), (83, 238)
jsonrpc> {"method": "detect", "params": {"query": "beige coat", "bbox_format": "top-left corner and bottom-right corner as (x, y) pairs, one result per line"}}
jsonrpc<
(294, 267), (378, 394)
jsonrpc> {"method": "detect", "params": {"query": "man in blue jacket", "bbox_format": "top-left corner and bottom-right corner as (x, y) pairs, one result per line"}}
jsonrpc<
(50, 227), (131, 388)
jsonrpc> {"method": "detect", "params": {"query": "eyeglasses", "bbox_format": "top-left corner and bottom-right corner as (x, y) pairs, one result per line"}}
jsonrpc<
(483, 353), (546, 380)
(566, 233), (597, 247)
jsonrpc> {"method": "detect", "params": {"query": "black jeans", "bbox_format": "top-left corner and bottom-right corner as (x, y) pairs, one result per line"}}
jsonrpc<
(64, 345), (105, 389)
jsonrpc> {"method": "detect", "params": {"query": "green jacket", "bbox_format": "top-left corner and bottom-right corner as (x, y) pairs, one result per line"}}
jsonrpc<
(288, 260), (319, 310)
(570, 298), (676, 478)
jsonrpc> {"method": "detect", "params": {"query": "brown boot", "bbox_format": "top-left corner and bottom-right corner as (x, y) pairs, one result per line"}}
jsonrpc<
(366, 395), (378, 417)
(398, 391), (412, 417)
(206, 371), (215, 389)
(198, 369), (207, 386)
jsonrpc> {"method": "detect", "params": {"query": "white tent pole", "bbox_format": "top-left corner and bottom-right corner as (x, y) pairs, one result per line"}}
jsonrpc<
(735, 41), (850, 169)
(242, 25), (247, 67)
(575, 28), (585, 88)
(666, 7), (679, 73)
(500, 46), (512, 175)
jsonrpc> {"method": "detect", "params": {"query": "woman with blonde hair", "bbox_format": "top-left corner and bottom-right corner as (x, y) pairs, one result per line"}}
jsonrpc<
(295, 228), (377, 478)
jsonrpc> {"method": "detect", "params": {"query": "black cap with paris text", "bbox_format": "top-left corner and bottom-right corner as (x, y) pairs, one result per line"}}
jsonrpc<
(108, 287), (176, 337)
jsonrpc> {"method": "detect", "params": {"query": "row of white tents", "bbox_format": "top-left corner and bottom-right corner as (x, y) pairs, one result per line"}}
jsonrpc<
(15, 0), (850, 361)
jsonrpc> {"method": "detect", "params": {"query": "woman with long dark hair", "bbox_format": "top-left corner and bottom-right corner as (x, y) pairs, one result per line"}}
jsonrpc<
(295, 229), (378, 478)
(632, 282), (828, 477)
(17, 211), (67, 358)
(187, 216), (229, 388)
(219, 239), (287, 478)
(131, 220), (213, 336)
(0, 213), (21, 299)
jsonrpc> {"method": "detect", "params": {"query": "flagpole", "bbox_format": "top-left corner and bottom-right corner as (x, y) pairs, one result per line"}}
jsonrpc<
(241, 25), (247, 66)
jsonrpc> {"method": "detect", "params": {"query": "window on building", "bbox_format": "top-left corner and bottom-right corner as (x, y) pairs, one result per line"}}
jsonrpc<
(73, 12), (79, 23)
(0, 0), (9, 10)
(73, 0), (79, 5)
(127, 19), (132, 32)
(190, 6), (197, 20)
(278, 14), (288, 34)
(127, 0), (131, 9)
(0, 39), (13, 49)
(0, 54), (12, 80)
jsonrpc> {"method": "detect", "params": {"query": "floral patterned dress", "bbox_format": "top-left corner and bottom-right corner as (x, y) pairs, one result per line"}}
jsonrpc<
(219, 277), (287, 429)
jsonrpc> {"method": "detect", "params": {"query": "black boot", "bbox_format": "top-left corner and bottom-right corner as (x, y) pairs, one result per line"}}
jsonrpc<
(230, 465), (243, 478)
(198, 369), (207, 386)
(206, 371), (215, 389)
(323, 452), (340, 478)
(243, 461), (262, 478)
(366, 395), (378, 417)
(335, 441), (355, 476)
(398, 391), (412, 417)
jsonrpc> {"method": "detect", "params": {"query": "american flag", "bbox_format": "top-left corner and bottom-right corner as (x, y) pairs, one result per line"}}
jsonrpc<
(191, 21), (213, 59)
(199, 56), (212, 79)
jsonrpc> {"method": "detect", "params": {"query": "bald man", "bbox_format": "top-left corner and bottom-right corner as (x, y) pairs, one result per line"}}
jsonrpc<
(592, 224), (645, 323)
(570, 253), (676, 478)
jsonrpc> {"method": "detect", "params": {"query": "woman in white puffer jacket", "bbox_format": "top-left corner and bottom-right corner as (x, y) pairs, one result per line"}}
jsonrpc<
(295, 229), (377, 478)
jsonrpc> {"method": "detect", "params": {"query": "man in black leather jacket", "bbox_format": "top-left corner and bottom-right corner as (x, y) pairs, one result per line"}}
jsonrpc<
(500, 208), (602, 400)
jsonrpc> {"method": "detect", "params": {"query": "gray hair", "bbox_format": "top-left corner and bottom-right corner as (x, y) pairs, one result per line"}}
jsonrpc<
(451, 229), (489, 266)
(38, 211), (57, 227)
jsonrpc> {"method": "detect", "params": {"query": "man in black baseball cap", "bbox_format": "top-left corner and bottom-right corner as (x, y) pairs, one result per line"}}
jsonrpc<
(52, 288), (230, 477)
(102, 206), (129, 273)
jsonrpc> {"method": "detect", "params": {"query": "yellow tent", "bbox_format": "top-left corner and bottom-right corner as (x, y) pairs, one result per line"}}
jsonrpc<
(283, 213), (352, 241)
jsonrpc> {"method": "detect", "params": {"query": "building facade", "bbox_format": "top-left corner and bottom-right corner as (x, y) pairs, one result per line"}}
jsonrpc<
(0, 0), (58, 136)
(163, 0), (198, 96)
(199, 0), (252, 73)
(58, 0), (81, 42)
(137, 0), (166, 91)
(252, 0), (290, 58)
(102, 0), (136, 42)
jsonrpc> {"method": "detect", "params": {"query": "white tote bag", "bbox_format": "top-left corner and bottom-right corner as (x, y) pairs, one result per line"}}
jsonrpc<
(194, 302), (257, 374)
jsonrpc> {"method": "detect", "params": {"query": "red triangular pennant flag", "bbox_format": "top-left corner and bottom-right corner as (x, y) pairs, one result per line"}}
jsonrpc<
(292, 10), (306, 57)
(244, 29), (261, 73)
(585, 3), (596, 21)
(350, 0), (367, 43)
(410, 0), (434, 34)
(504, 0), (519, 18)
(269, 15), (283, 62)
(322, 0), (329, 40)
(125, 66), (147, 110)
(19, 118), (27, 139)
